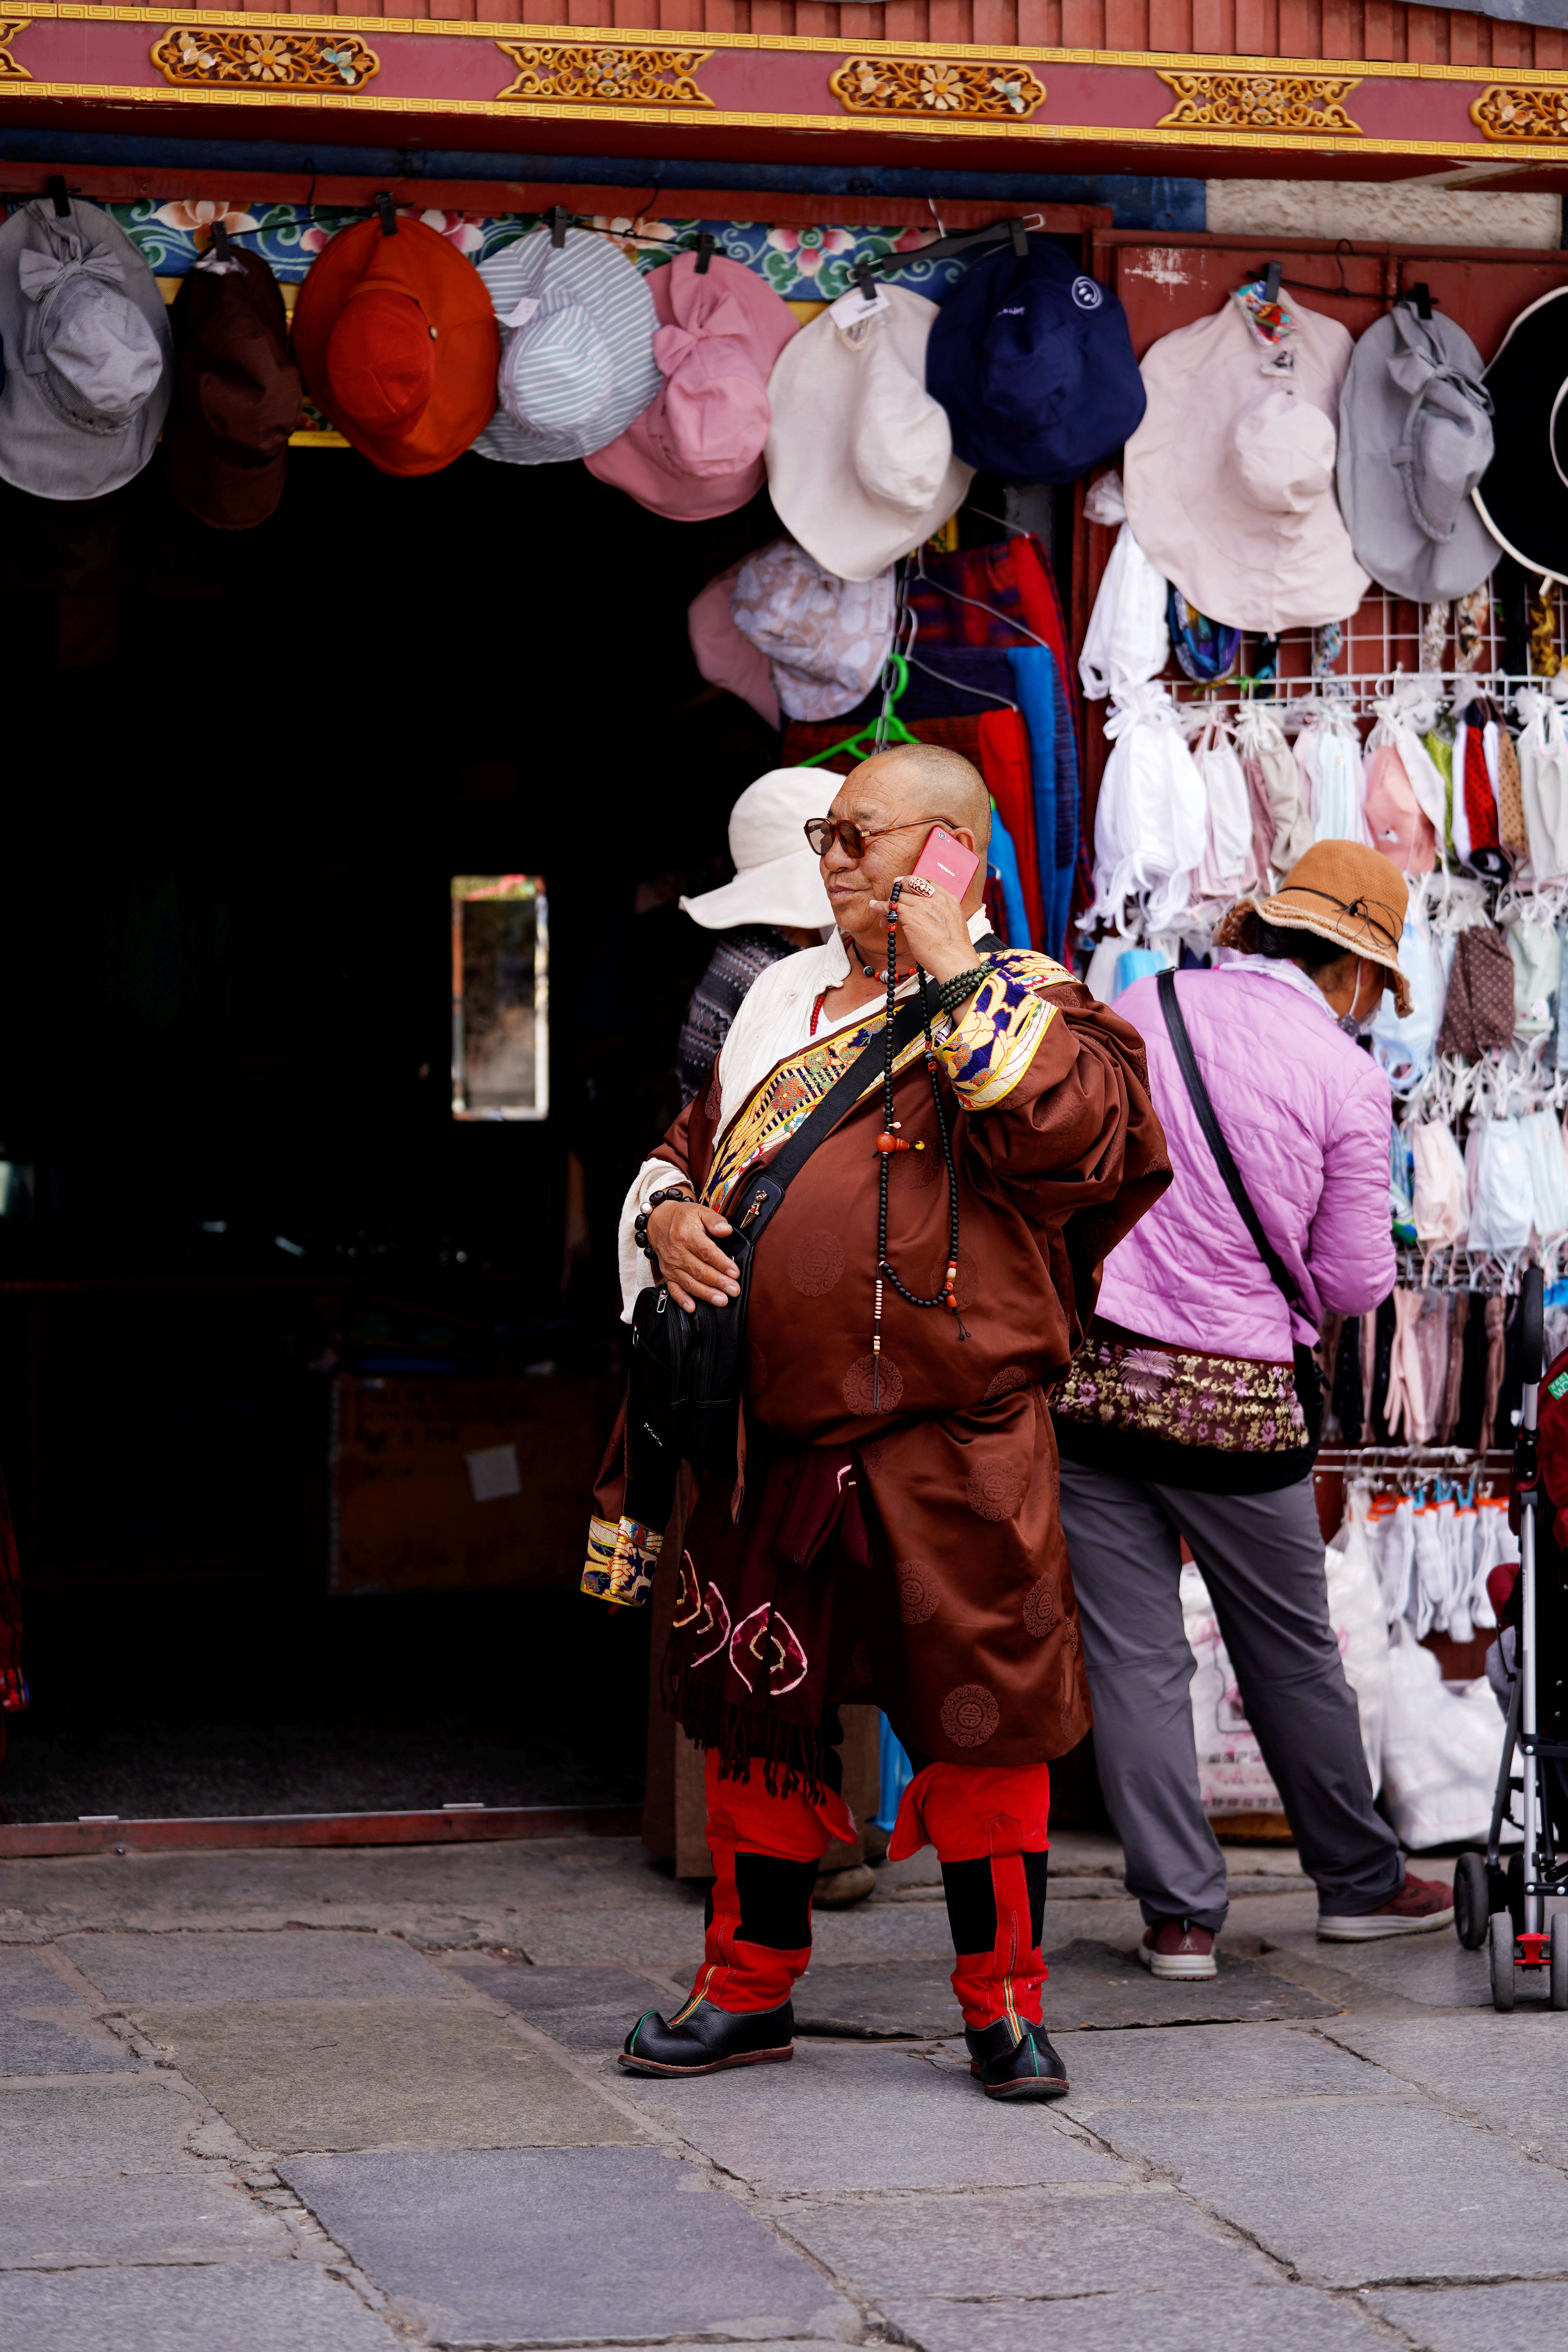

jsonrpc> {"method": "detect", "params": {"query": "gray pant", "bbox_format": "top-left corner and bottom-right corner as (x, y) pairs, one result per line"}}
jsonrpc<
(1058, 1460), (1403, 1930)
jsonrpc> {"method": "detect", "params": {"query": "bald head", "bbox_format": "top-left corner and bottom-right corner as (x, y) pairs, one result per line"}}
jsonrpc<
(852, 743), (991, 852)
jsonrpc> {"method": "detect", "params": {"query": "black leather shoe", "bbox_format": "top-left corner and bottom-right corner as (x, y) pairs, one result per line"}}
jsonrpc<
(619, 1995), (795, 2076)
(965, 2018), (1070, 2101)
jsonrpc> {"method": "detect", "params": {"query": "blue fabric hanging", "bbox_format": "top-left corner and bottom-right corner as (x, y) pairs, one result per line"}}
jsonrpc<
(987, 804), (1031, 952)
(1007, 644), (1060, 961)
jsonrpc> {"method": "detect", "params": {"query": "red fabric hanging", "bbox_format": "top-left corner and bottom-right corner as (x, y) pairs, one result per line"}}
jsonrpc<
(976, 706), (1045, 947)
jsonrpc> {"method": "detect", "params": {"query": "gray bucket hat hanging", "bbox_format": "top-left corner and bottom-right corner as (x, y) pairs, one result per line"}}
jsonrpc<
(1336, 300), (1500, 604)
(0, 198), (173, 501)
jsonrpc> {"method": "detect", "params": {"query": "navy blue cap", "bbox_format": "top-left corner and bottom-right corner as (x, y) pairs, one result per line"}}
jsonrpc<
(926, 235), (1145, 485)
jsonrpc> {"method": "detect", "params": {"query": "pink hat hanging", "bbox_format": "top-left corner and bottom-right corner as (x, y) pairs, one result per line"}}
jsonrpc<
(586, 250), (798, 520)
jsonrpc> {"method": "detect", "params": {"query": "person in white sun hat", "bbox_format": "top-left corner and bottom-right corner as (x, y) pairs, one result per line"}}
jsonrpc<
(675, 769), (835, 1109)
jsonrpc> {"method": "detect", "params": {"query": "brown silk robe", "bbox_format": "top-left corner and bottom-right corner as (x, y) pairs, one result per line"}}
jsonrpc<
(599, 973), (1169, 1773)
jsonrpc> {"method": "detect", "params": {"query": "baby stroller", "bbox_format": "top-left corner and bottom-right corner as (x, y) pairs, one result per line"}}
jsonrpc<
(1453, 1266), (1568, 2009)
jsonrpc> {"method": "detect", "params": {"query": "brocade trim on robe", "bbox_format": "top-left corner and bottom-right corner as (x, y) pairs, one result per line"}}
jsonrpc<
(582, 1512), (662, 1605)
(699, 1017), (928, 1212)
(936, 954), (1067, 1111)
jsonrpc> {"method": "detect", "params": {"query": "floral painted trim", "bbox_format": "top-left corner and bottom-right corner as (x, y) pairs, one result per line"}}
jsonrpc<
(701, 1018), (927, 1211)
(935, 952), (1067, 1112)
(581, 1514), (662, 1607)
(1053, 1330), (1306, 1454)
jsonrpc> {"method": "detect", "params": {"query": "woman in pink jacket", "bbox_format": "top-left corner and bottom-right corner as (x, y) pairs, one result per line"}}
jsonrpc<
(1054, 842), (1452, 1977)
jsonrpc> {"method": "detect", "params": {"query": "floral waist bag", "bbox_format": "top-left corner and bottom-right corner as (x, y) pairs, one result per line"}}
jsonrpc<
(1053, 1320), (1308, 1456)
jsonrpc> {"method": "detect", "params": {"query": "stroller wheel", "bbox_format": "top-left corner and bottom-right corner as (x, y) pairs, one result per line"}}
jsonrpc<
(1552, 1918), (1568, 2014)
(1490, 1912), (1517, 2012)
(1455, 1854), (1490, 1949)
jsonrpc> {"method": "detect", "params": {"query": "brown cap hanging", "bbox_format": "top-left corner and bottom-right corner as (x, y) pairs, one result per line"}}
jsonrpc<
(162, 245), (303, 530)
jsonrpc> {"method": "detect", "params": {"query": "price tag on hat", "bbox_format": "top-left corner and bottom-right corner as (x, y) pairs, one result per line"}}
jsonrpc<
(502, 294), (541, 330)
(830, 279), (890, 330)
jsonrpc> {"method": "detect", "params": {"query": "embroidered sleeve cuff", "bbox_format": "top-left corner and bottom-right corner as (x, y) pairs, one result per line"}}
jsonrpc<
(582, 1514), (662, 1607)
(935, 967), (1055, 1111)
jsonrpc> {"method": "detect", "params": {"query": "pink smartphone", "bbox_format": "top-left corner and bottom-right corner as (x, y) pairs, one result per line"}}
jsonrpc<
(911, 824), (981, 901)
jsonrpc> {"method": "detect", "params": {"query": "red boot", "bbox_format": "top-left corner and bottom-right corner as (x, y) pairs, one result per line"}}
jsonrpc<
(890, 1758), (1069, 2100)
(620, 1755), (855, 2076)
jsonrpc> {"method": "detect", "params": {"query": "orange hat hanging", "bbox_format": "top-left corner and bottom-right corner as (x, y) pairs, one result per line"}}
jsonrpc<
(292, 213), (498, 477)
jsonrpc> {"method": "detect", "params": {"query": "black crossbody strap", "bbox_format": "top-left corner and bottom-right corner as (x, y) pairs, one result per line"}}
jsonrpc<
(1156, 969), (1306, 1318)
(736, 996), (931, 1213)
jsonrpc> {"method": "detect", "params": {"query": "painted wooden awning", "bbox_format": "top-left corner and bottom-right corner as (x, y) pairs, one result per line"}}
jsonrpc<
(8, 5), (1568, 178)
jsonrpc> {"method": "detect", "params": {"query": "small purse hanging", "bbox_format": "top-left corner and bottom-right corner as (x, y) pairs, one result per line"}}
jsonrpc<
(1157, 968), (1325, 1452)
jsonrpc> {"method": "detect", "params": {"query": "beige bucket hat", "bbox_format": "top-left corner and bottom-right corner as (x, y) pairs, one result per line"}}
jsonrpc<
(1123, 287), (1369, 633)
(680, 768), (835, 933)
(1212, 838), (1412, 1016)
(764, 285), (973, 584)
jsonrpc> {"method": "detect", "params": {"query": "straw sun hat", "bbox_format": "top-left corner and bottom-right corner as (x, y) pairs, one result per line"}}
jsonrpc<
(1211, 838), (1412, 1017)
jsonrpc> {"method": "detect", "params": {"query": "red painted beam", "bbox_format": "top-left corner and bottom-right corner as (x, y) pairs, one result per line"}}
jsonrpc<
(0, 1803), (642, 1857)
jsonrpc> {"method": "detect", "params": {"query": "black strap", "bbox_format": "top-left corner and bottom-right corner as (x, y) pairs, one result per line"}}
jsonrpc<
(1156, 969), (1307, 1319)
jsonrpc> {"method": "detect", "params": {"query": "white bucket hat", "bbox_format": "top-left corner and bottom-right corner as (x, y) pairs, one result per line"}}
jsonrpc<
(0, 197), (172, 500)
(764, 285), (973, 583)
(728, 535), (895, 724)
(474, 227), (659, 467)
(1123, 285), (1368, 633)
(681, 768), (836, 933)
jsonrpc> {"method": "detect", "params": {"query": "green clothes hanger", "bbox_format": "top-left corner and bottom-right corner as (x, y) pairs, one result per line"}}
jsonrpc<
(799, 653), (920, 769)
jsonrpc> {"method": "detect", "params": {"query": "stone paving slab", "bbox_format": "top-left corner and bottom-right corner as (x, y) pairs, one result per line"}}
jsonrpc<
(1078, 2091), (1568, 2285)
(876, 2284), (1394, 2352)
(0, 2261), (402, 2351)
(1260, 1925), (1485, 2010)
(1051, 2022), (1403, 2109)
(615, 2040), (1130, 2192)
(0, 2171), (286, 2267)
(773, 2180), (1278, 2301)
(280, 2146), (857, 2346)
(445, 1959), (673, 2053)
(0, 1951), (135, 2076)
(1371, 2283), (1568, 2348)
(0, 2081), (205, 2181)
(793, 1943), (1336, 2039)
(60, 1929), (458, 2005)
(1324, 2014), (1568, 2170)
(132, 1999), (645, 2154)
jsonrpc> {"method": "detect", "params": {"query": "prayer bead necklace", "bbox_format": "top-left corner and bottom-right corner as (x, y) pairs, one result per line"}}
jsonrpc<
(870, 879), (967, 1411)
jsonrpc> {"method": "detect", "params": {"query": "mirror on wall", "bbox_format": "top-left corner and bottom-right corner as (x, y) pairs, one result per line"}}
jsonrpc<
(450, 876), (548, 1122)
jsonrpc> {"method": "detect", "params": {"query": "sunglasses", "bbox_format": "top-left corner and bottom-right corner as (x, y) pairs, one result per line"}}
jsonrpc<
(804, 815), (960, 861)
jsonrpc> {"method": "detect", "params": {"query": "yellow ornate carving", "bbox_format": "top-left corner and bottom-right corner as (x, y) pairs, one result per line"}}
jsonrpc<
(494, 40), (711, 108)
(1155, 69), (1362, 136)
(830, 54), (1044, 119)
(151, 24), (377, 89)
(1472, 84), (1568, 141)
(0, 20), (29, 80)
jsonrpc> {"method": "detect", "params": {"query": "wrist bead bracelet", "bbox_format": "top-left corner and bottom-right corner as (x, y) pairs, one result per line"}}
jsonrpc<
(935, 964), (991, 1016)
(634, 1185), (693, 1259)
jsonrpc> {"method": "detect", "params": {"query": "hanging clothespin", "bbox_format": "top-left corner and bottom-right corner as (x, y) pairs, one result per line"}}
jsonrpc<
(211, 220), (234, 261)
(693, 231), (716, 275)
(545, 204), (570, 250)
(373, 192), (397, 238)
(851, 259), (877, 298)
(1008, 215), (1028, 257)
(45, 175), (69, 219)
(1410, 282), (1435, 322)
(1263, 259), (1282, 305)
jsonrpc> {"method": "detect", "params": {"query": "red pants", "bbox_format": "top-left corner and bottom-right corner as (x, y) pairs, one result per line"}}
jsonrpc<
(685, 1751), (1050, 2034)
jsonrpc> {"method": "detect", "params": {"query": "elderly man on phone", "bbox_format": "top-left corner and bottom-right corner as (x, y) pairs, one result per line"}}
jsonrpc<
(585, 743), (1166, 2100)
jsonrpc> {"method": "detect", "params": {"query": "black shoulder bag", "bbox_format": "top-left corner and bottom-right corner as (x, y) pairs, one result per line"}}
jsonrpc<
(1156, 968), (1325, 1452)
(629, 995), (934, 1485)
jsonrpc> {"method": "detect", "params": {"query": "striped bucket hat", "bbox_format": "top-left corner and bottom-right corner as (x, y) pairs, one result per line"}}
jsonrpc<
(474, 227), (660, 468)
